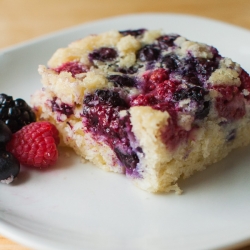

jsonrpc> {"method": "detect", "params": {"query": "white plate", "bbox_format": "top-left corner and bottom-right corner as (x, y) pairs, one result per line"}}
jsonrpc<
(1, 13), (250, 250)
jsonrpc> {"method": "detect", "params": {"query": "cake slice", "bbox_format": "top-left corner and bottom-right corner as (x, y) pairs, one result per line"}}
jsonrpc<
(31, 29), (250, 193)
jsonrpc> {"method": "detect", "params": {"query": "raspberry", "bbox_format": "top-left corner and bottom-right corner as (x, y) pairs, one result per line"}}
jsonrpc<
(53, 61), (88, 77)
(6, 121), (60, 168)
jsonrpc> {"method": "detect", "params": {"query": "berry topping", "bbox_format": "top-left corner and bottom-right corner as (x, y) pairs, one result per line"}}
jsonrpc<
(119, 29), (146, 37)
(137, 45), (160, 62)
(214, 86), (246, 121)
(108, 75), (136, 87)
(89, 47), (118, 62)
(51, 98), (74, 117)
(160, 54), (179, 71)
(131, 69), (178, 111)
(114, 148), (139, 170)
(0, 94), (36, 133)
(118, 66), (139, 74)
(0, 149), (20, 184)
(157, 34), (179, 49)
(83, 90), (139, 170)
(84, 89), (128, 108)
(173, 86), (208, 102)
(226, 129), (236, 142)
(54, 61), (88, 77)
(7, 121), (60, 168)
(195, 101), (210, 120)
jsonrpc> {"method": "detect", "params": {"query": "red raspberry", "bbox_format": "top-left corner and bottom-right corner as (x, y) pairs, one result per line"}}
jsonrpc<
(6, 121), (60, 168)
(143, 68), (169, 92)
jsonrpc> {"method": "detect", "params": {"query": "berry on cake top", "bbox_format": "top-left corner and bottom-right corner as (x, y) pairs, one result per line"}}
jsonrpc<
(31, 29), (250, 193)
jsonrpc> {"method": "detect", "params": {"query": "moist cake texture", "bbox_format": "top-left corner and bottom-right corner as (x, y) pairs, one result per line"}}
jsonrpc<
(31, 29), (250, 193)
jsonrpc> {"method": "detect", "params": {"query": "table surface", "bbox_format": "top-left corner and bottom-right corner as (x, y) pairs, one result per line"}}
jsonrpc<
(0, 0), (250, 249)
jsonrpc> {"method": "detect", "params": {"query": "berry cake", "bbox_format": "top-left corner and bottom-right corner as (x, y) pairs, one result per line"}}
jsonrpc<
(31, 29), (250, 193)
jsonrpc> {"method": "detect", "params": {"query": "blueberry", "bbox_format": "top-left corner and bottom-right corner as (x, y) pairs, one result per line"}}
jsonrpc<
(157, 34), (179, 49)
(114, 148), (139, 170)
(51, 98), (73, 117)
(178, 57), (197, 77)
(0, 149), (20, 183)
(160, 54), (179, 71)
(173, 87), (210, 119)
(95, 89), (127, 107)
(226, 129), (236, 142)
(108, 75), (136, 87)
(196, 58), (219, 79)
(88, 47), (118, 62)
(137, 45), (160, 62)
(118, 66), (139, 74)
(119, 29), (146, 37)
(195, 101), (210, 119)
(173, 87), (207, 102)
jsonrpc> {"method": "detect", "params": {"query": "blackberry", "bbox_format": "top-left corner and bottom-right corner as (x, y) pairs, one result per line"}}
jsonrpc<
(0, 121), (12, 148)
(0, 94), (36, 133)
(0, 149), (20, 184)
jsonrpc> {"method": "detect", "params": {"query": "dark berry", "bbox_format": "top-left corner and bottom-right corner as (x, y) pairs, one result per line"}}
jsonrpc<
(0, 106), (8, 119)
(160, 54), (179, 71)
(95, 89), (127, 107)
(173, 87), (207, 102)
(54, 61), (88, 77)
(51, 98), (73, 117)
(195, 101), (210, 119)
(114, 148), (139, 170)
(14, 98), (28, 109)
(83, 90), (139, 170)
(0, 94), (36, 133)
(119, 29), (146, 37)
(118, 66), (139, 74)
(0, 94), (14, 107)
(0, 149), (20, 183)
(226, 129), (236, 142)
(0, 121), (12, 148)
(89, 47), (118, 62)
(195, 57), (219, 80)
(108, 75), (136, 87)
(157, 34), (179, 49)
(137, 45), (160, 62)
